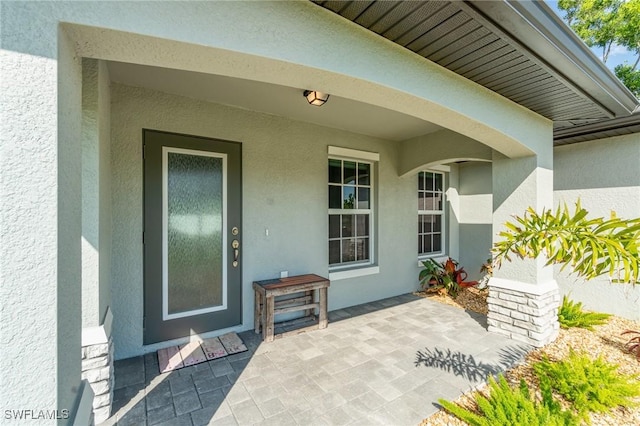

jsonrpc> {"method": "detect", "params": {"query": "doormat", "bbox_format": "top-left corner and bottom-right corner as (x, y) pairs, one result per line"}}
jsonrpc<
(157, 332), (247, 373)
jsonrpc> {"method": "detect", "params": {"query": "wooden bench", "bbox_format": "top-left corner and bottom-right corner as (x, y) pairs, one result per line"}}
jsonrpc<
(253, 274), (330, 342)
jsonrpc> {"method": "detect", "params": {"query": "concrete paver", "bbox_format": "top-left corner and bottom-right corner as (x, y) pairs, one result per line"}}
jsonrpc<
(102, 294), (531, 425)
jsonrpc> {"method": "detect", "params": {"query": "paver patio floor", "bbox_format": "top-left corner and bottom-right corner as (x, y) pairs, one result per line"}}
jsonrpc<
(103, 293), (531, 426)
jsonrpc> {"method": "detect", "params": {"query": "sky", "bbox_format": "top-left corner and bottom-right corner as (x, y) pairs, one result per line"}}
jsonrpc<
(546, 0), (637, 70)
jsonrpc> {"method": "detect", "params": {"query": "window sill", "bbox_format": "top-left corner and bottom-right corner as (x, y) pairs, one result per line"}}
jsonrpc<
(417, 255), (448, 267)
(329, 266), (380, 281)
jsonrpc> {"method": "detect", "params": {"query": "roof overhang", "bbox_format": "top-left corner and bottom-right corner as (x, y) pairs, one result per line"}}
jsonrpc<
(311, 1), (640, 143)
(463, 0), (638, 120)
(554, 113), (640, 145)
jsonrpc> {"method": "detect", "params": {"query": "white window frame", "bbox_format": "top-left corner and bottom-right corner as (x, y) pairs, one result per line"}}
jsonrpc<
(418, 170), (446, 259)
(327, 147), (378, 271)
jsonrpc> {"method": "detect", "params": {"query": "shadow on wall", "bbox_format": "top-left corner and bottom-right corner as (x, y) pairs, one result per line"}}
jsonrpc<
(459, 224), (492, 281)
(554, 137), (640, 191)
(556, 268), (640, 321)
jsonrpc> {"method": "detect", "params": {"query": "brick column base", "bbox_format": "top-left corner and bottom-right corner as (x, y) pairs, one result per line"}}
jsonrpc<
(487, 278), (560, 347)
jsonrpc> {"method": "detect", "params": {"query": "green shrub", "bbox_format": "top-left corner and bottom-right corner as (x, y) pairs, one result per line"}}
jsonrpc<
(438, 374), (579, 426)
(534, 351), (640, 416)
(558, 296), (611, 330)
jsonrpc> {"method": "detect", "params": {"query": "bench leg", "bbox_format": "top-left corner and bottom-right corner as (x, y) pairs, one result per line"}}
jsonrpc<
(319, 287), (328, 329)
(254, 291), (262, 334)
(264, 295), (275, 342)
(304, 290), (313, 319)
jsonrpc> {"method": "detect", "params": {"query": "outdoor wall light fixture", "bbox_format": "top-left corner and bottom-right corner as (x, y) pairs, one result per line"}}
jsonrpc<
(303, 90), (330, 106)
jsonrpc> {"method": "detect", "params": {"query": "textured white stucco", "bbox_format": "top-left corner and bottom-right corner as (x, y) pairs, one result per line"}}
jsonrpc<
(82, 58), (112, 329)
(82, 59), (100, 327)
(1, 25), (82, 423)
(1, 48), (61, 421)
(554, 134), (640, 320)
(447, 166), (461, 262)
(492, 150), (555, 285)
(56, 27), (84, 424)
(457, 162), (494, 280)
(110, 84), (432, 359)
(398, 130), (493, 177)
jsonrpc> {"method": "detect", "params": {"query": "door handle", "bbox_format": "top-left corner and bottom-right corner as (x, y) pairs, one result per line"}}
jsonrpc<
(232, 239), (240, 267)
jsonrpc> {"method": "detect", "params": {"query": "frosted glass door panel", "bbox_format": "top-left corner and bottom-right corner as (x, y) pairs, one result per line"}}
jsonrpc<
(165, 149), (226, 318)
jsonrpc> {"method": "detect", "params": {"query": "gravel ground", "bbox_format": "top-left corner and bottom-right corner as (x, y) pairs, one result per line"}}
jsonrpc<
(417, 289), (640, 426)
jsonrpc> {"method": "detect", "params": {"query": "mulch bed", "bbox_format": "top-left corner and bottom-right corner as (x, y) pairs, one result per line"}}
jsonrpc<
(416, 288), (640, 426)
(414, 286), (489, 315)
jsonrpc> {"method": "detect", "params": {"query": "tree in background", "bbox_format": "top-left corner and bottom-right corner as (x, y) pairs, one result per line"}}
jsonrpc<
(558, 0), (640, 97)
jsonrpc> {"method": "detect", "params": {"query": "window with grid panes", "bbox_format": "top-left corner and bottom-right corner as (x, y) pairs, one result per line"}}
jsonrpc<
(418, 171), (445, 256)
(328, 158), (372, 267)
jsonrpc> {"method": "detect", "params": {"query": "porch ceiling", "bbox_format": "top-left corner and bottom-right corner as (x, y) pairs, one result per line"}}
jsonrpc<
(311, 0), (639, 142)
(106, 61), (442, 142)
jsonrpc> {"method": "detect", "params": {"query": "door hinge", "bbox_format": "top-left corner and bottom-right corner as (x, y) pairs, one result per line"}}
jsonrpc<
(143, 317), (146, 330)
(143, 144), (146, 159)
(142, 231), (145, 244)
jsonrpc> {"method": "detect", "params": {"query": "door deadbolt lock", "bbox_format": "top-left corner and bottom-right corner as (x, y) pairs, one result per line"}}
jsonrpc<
(232, 227), (239, 236)
(231, 240), (239, 249)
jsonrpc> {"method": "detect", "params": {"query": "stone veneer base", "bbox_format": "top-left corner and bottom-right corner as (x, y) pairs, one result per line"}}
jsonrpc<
(487, 278), (560, 348)
(81, 337), (114, 424)
(81, 307), (114, 424)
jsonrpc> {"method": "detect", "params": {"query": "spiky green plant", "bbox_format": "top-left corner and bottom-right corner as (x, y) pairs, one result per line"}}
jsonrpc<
(534, 351), (640, 416)
(558, 296), (611, 330)
(492, 202), (640, 284)
(438, 374), (579, 426)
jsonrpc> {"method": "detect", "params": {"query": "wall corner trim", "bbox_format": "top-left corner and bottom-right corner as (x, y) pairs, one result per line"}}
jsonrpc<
(81, 306), (113, 347)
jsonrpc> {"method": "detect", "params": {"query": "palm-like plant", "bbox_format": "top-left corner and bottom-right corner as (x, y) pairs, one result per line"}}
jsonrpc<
(491, 201), (640, 360)
(492, 201), (640, 284)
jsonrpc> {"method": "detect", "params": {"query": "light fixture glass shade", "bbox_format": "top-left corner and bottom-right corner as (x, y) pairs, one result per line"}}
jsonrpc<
(304, 90), (330, 106)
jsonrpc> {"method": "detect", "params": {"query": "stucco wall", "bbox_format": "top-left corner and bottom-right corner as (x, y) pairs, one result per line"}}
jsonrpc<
(82, 59), (112, 328)
(4, 0), (547, 158)
(0, 22), (83, 423)
(398, 130), (492, 177)
(98, 60), (113, 325)
(457, 162), (493, 281)
(0, 0), (554, 414)
(57, 28), (84, 425)
(82, 58), (100, 327)
(554, 134), (640, 320)
(442, 137), (640, 320)
(110, 83), (433, 359)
